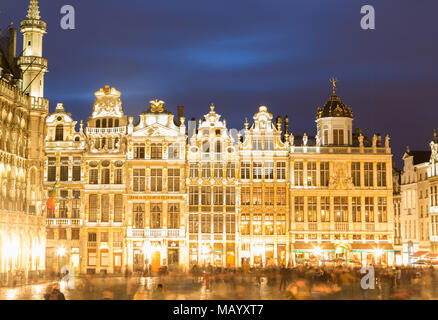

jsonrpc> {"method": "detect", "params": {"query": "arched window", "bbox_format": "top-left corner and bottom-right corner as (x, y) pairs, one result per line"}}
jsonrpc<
(115, 119), (119, 127)
(102, 119), (107, 128)
(55, 125), (63, 141)
(96, 119), (101, 128)
(108, 119), (113, 128)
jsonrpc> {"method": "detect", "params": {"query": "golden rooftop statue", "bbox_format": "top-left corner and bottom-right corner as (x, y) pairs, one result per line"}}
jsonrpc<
(329, 77), (338, 95)
(149, 99), (165, 113)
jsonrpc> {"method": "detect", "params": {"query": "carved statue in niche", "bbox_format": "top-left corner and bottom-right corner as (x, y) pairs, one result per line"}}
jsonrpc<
(329, 162), (354, 189)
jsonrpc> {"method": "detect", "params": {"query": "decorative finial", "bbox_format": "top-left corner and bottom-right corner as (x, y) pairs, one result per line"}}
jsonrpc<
(27, 0), (41, 20)
(434, 129), (437, 143)
(406, 145), (410, 153)
(329, 77), (338, 96)
(210, 103), (215, 112)
(244, 118), (249, 130)
(149, 99), (165, 113)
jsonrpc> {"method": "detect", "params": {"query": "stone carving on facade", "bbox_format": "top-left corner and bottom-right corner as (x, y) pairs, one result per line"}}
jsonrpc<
(329, 162), (354, 189)
(303, 133), (308, 146)
(315, 134), (321, 147)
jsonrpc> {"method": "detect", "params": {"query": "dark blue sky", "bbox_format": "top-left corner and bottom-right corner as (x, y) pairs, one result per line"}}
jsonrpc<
(3, 0), (438, 167)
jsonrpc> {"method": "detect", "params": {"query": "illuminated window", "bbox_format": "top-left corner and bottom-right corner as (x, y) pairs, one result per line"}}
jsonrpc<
(214, 163), (223, 178)
(264, 162), (274, 180)
(167, 168), (180, 192)
(114, 194), (123, 223)
(225, 187), (235, 206)
(294, 162), (303, 186)
(151, 168), (163, 192)
(241, 162), (251, 180)
(253, 214), (262, 235)
(189, 214), (199, 233)
(150, 203), (162, 229)
(295, 197), (304, 222)
(365, 197), (374, 222)
(201, 163), (211, 178)
(48, 157), (56, 182)
(320, 162), (329, 186)
(334, 196), (348, 222)
(55, 125), (63, 141)
(378, 197), (387, 222)
(189, 187), (199, 206)
(333, 129), (344, 145)
(240, 214), (250, 235)
(89, 194), (98, 222)
(60, 157), (68, 181)
(225, 215), (235, 234)
(276, 187), (286, 206)
(307, 162), (316, 186)
(264, 214), (274, 235)
(308, 196), (317, 222)
(351, 162), (361, 186)
(226, 162), (235, 179)
(352, 197), (361, 222)
(133, 168), (145, 192)
(377, 163), (387, 187)
(241, 187), (250, 205)
(101, 194), (109, 222)
(168, 143), (180, 159)
(276, 214), (286, 235)
(189, 163), (199, 178)
(133, 203), (144, 228)
(320, 196), (330, 222)
(201, 214), (211, 233)
(151, 143), (162, 159)
(264, 137), (274, 150)
(213, 215), (223, 233)
(253, 187), (262, 205)
(134, 144), (145, 159)
(252, 137), (262, 150)
(213, 187), (224, 205)
(253, 162), (262, 180)
(265, 187), (274, 206)
(168, 203), (179, 229)
(364, 162), (374, 187)
(276, 162), (286, 180)
(201, 187), (211, 206)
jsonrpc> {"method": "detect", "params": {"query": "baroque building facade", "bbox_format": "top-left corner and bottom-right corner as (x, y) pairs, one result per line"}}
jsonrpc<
(0, 0), (47, 284)
(44, 81), (396, 273)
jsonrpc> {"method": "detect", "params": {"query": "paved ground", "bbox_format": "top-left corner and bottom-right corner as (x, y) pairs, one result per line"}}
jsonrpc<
(0, 275), (433, 300)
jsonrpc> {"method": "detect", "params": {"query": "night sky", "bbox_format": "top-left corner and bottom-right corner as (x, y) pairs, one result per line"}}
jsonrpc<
(2, 0), (438, 168)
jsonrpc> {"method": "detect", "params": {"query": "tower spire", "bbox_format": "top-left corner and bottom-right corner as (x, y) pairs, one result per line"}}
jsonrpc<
(27, 0), (41, 20)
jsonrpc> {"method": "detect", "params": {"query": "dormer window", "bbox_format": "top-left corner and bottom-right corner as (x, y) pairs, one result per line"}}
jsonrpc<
(102, 119), (107, 128)
(151, 143), (162, 159)
(333, 129), (344, 145)
(108, 119), (113, 127)
(55, 124), (63, 141)
(264, 137), (274, 150)
(252, 137), (262, 150)
(96, 119), (101, 128)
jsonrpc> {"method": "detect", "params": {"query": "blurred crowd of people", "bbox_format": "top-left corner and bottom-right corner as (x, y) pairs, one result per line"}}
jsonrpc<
(40, 264), (438, 300)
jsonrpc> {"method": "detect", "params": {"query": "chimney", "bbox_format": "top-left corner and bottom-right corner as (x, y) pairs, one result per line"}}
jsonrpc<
(8, 28), (17, 65)
(284, 115), (289, 135)
(177, 106), (184, 125)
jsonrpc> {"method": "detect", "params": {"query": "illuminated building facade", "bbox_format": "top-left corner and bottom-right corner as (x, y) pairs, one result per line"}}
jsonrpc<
(0, 0), (47, 284)
(187, 105), (238, 267)
(288, 83), (394, 266)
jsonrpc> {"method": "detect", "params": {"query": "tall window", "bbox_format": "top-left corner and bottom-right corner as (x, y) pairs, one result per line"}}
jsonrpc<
(201, 214), (211, 233)
(333, 129), (344, 145)
(352, 197), (361, 222)
(89, 194), (98, 222)
(89, 162), (99, 184)
(201, 187), (211, 205)
(48, 157), (56, 182)
(189, 214), (199, 233)
(241, 162), (250, 180)
(264, 214), (274, 235)
(295, 197), (304, 222)
(253, 187), (262, 205)
(240, 214), (250, 235)
(377, 163), (387, 187)
(225, 215), (235, 234)
(365, 197), (374, 222)
(168, 143), (179, 159)
(189, 187), (199, 206)
(241, 187), (250, 205)
(294, 162), (303, 186)
(320, 196), (330, 222)
(134, 144), (145, 159)
(252, 137), (262, 150)
(101, 194), (109, 222)
(320, 162), (329, 186)
(133, 203), (144, 228)
(264, 137), (274, 151)
(308, 196), (317, 222)
(101, 164), (110, 184)
(167, 168), (180, 192)
(55, 125), (63, 141)
(168, 203), (179, 229)
(189, 163), (199, 178)
(114, 164), (123, 184)
(73, 158), (81, 181)
(264, 162), (274, 180)
(226, 187), (236, 206)
(213, 215), (223, 233)
(114, 194), (123, 222)
(253, 214), (262, 235)
(276, 214), (286, 235)
(307, 162), (317, 186)
(276, 162), (286, 180)
(364, 162), (374, 187)
(265, 187), (274, 205)
(60, 157), (69, 181)
(334, 196), (348, 222)
(72, 190), (80, 218)
(201, 163), (211, 179)
(377, 197), (387, 222)
(351, 162), (361, 187)
(59, 191), (68, 218)
(133, 169), (145, 192)
(213, 187), (224, 205)
(214, 163), (223, 178)
(276, 187), (286, 205)
(151, 143), (162, 159)
(151, 168), (162, 192)
(226, 162), (235, 179)
(253, 162), (262, 180)
(150, 203), (162, 228)
(323, 129), (328, 145)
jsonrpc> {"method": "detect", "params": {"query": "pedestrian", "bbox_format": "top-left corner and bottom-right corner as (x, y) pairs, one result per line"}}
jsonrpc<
(44, 284), (54, 300)
(49, 283), (66, 300)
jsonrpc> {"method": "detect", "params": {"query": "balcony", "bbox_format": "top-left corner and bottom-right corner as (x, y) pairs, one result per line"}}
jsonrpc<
(18, 56), (48, 70)
(308, 222), (318, 231)
(46, 218), (82, 226)
(127, 229), (184, 238)
(365, 223), (375, 232)
(86, 127), (126, 135)
(335, 222), (349, 232)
